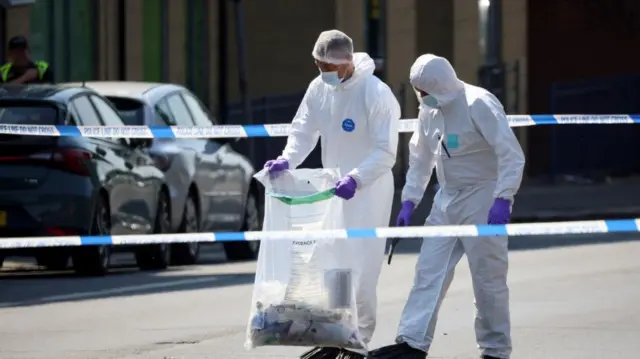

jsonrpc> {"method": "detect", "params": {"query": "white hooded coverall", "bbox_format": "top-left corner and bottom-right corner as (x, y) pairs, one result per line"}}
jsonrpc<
(280, 52), (400, 346)
(396, 55), (525, 358)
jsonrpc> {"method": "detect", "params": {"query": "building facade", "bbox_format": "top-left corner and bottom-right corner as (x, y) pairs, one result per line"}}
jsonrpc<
(2, 0), (638, 178)
(0, 0), (494, 114)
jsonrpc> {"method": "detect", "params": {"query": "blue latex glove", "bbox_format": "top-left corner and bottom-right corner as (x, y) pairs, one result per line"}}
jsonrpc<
(334, 176), (357, 200)
(396, 201), (416, 226)
(488, 198), (511, 224)
(388, 200), (417, 265)
(263, 158), (289, 177)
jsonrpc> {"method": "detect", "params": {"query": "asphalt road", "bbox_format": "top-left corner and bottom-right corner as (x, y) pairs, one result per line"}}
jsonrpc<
(0, 235), (639, 359)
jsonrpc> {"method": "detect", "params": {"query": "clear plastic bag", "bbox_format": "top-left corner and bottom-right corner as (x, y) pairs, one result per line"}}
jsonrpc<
(245, 168), (365, 350)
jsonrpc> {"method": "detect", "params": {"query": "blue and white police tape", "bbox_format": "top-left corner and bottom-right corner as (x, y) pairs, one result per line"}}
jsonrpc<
(0, 114), (638, 139)
(1, 218), (638, 249)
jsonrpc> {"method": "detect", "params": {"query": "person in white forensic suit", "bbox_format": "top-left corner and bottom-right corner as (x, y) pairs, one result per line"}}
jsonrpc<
(263, 30), (400, 359)
(367, 54), (525, 359)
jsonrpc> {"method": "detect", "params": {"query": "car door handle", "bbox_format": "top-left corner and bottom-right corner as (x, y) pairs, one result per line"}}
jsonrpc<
(96, 146), (107, 156)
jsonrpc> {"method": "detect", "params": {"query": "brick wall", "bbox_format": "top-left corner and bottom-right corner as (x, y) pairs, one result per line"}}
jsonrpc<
(453, 0), (480, 84)
(167, 0), (185, 85)
(97, 0), (119, 80)
(387, 0), (417, 118)
(386, 0), (417, 177)
(502, 0), (527, 114)
(5, 5), (30, 42)
(2, 0), (495, 111)
(335, 0), (365, 50)
(207, 0), (219, 110)
(124, 0), (143, 81)
(417, 0), (454, 61)
(224, 1), (336, 101)
(502, 0), (529, 155)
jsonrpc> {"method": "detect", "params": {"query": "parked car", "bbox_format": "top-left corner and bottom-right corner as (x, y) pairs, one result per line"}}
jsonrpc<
(0, 84), (172, 275)
(68, 81), (262, 264)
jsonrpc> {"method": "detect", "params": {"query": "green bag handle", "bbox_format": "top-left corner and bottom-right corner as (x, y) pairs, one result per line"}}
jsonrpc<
(268, 188), (336, 205)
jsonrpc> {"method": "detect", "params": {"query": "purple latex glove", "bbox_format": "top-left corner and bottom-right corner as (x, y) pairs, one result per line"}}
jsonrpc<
(334, 176), (357, 200)
(396, 201), (415, 226)
(263, 158), (289, 177)
(488, 198), (511, 224)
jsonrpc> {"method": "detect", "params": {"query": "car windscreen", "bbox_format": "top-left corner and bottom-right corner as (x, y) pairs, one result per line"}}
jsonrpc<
(0, 101), (59, 125)
(106, 96), (145, 126)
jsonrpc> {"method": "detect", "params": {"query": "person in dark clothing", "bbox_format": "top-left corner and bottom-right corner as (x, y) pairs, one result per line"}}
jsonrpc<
(0, 35), (53, 84)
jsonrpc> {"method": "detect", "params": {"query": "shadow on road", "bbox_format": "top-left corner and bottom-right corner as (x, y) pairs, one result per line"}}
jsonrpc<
(1, 192), (637, 309)
(0, 256), (256, 309)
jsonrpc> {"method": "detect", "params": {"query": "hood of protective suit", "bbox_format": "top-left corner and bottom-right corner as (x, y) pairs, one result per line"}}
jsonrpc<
(409, 54), (464, 106)
(338, 52), (375, 89)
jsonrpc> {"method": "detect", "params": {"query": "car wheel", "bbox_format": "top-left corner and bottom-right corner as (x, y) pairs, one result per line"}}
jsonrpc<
(72, 196), (112, 276)
(36, 248), (70, 271)
(135, 190), (171, 271)
(223, 190), (262, 261)
(171, 193), (200, 265)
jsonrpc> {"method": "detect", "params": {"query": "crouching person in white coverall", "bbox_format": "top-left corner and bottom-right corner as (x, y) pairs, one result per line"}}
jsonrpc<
(367, 54), (525, 359)
(263, 29), (401, 359)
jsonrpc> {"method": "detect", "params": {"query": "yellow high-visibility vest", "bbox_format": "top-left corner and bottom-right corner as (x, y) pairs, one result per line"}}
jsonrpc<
(0, 61), (49, 82)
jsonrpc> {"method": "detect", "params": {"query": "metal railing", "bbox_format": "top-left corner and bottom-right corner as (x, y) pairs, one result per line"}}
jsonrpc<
(548, 75), (640, 181)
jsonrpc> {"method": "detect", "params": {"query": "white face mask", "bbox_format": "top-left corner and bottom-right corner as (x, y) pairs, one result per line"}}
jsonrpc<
(320, 71), (343, 86)
(421, 95), (439, 108)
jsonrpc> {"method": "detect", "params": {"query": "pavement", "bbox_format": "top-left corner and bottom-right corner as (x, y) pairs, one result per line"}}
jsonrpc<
(1, 235), (640, 359)
(512, 177), (640, 221)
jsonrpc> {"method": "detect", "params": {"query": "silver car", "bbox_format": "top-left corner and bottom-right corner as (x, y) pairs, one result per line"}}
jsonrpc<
(64, 82), (262, 265)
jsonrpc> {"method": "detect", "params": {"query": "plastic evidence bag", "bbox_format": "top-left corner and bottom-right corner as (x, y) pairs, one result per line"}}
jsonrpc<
(245, 168), (366, 351)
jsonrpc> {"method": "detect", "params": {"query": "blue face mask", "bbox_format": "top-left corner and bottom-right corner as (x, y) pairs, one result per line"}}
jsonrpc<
(320, 71), (343, 86)
(421, 95), (439, 108)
